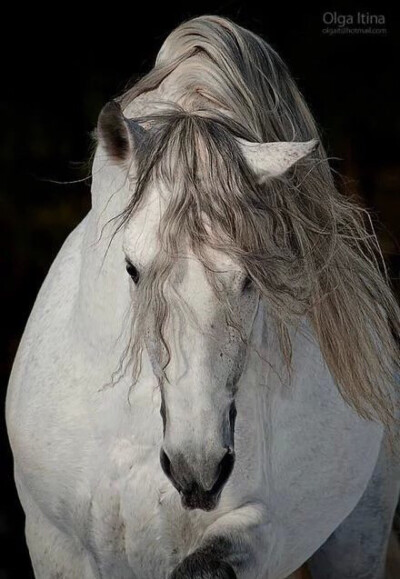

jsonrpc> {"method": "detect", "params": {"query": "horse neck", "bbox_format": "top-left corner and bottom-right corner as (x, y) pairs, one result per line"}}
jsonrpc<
(73, 86), (165, 369)
(73, 147), (132, 359)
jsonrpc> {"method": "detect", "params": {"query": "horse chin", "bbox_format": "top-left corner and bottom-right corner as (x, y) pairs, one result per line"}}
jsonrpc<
(180, 489), (222, 512)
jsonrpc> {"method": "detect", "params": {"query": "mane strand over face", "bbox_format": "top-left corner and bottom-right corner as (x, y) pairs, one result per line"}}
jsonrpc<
(111, 15), (399, 439)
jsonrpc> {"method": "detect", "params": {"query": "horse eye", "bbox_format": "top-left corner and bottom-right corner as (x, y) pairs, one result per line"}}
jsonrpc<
(242, 275), (252, 292)
(125, 260), (140, 284)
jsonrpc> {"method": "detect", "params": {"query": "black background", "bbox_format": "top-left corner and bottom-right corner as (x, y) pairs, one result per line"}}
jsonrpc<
(1, 2), (399, 577)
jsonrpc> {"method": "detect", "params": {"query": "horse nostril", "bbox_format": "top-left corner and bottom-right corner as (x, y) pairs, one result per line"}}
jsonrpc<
(229, 401), (237, 438)
(160, 448), (181, 491)
(160, 447), (171, 477)
(210, 448), (235, 496)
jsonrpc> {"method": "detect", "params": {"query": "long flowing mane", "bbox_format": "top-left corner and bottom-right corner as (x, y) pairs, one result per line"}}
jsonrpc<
(109, 16), (399, 435)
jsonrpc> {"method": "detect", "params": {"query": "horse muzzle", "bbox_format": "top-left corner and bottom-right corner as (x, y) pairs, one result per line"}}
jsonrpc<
(160, 447), (235, 511)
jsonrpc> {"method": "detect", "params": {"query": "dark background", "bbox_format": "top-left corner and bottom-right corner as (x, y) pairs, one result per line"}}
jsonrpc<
(1, 2), (399, 577)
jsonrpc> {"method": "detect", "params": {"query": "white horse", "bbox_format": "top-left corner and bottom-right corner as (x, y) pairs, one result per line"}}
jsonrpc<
(6, 15), (400, 579)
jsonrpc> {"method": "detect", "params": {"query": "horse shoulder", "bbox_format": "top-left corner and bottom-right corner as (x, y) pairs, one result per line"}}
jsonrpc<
(6, 213), (90, 478)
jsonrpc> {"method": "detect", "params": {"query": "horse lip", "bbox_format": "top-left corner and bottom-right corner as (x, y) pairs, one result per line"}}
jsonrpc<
(179, 488), (222, 511)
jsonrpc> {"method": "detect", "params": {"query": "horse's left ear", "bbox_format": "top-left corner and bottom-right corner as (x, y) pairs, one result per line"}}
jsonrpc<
(97, 100), (147, 163)
(237, 138), (319, 180)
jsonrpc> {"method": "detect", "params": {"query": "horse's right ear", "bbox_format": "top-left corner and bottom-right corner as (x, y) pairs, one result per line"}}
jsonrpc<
(97, 101), (147, 163)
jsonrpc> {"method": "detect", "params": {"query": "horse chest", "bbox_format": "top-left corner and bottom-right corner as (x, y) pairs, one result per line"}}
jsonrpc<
(77, 436), (212, 577)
